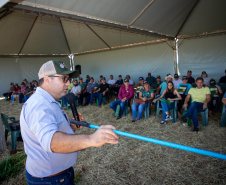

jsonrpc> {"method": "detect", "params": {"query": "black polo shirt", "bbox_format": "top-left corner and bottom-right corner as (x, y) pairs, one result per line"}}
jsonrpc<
(99, 83), (109, 93)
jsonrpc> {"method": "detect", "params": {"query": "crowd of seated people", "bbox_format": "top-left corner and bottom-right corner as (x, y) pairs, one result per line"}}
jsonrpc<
(3, 69), (226, 131)
(3, 79), (38, 103)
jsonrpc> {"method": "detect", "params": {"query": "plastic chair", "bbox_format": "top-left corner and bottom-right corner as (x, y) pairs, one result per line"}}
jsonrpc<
(115, 100), (129, 117)
(144, 100), (151, 119)
(156, 100), (178, 123)
(1, 113), (20, 150)
(220, 104), (226, 127)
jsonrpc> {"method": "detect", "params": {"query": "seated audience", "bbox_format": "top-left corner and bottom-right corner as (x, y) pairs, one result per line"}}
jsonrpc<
(173, 74), (182, 89)
(208, 79), (222, 117)
(23, 79), (29, 86)
(14, 82), (26, 103)
(86, 75), (90, 84)
(135, 77), (144, 98)
(79, 77), (86, 93)
(90, 77), (109, 107)
(23, 82), (34, 102)
(111, 75), (123, 96)
(180, 77), (211, 132)
(97, 75), (103, 85)
(126, 75), (134, 85)
(152, 75), (162, 91)
(201, 71), (210, 86)
(187, 70), (195, 84)
(107, 75), (116, 85)
(146, 73), (156, 87)
(132, 81), (154, 122)
(219, 69), (226, 83)
(33, 82), (38, 93)
(177, 76), (192, 116)
(82, 77), (98, 106)
(153, 81), (181, 124)
(156, 74), (174, 95)
(109, 79), (134, 119)
(3, 82), (15, 100)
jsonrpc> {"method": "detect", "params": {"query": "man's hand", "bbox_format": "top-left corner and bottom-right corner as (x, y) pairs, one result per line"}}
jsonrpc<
(203, 102), (208, 110)
(70, 112), (84, 131)
(103, 91), (106, 96)
(89, 125), (119, 147)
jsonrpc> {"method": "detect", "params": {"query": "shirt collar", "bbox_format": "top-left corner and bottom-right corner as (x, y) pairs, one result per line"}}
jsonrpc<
(36, 87), (61, 106)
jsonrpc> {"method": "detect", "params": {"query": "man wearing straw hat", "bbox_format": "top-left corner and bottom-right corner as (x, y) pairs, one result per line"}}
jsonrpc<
(20, 60), (118, 185)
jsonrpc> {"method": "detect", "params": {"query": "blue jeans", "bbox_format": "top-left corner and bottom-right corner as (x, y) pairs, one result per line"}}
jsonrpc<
(90, 92), (103, 106)
(24, 94), (31, 102)
(132, 102), (148, 119)
(62, 96), (78, 107)
(26, 167), (74, 185)
(185, 101), (204, 128)
(109, 99), (127, 117)
(161, 101), (174, 120)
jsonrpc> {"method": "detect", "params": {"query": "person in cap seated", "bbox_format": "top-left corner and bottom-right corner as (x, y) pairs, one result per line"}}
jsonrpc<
(146, 73), (156, 87)
(201, 71), (210, 86)
(97, 75), (103, 85)
(208, 79), (222, 117)
(126, 75), (134, 85)
(187, 70), (195, 84)
(156, 74), (174, 96)
(90, 77), (109, 107)
(180, 77), (211, 132)
(3, 82), (15, 101)
(152, 75), (162, 91)
(109, 79), (134, 120)
(86, 75), (90, 84)
(153, 81), (181, 124)
(23, 82), (34, 102)
(111, 75), (124, 96)
(219, 69), (226, 83)
(173, 74), (182, 89)
(135, 77), (144, 98)
(82, 77), (98, 106)
(177, 76), (192, 116)
(132, 81), (154, 122)
(107, 75), (116, 85)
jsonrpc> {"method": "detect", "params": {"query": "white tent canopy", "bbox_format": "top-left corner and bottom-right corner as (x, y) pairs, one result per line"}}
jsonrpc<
(0, 0), (226, 96)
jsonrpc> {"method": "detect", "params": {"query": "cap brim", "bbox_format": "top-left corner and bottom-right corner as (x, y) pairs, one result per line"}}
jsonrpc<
(59, 70), (80, 78)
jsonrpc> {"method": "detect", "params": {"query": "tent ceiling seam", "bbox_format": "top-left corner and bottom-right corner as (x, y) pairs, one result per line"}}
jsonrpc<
(60, 19), (71, 54)
(18, 15), (38, 55)
(86, 24), (111, 49)
(128, 0), (155, 26)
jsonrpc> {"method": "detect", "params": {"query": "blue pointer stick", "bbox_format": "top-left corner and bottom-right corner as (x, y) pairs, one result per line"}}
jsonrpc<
(70, 119), (226, 160)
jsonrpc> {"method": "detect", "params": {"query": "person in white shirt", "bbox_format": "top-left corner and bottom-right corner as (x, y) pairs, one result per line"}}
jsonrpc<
(71, 79), (82, 96)
(173, 74), (182, 89)
(201, 71), (210, 86)
(126, 75), (134, 85)
(107, 75), (116, 85)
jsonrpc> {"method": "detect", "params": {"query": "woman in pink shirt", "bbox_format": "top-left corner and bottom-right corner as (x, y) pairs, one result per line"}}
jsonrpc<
(14, 82), (26, 103)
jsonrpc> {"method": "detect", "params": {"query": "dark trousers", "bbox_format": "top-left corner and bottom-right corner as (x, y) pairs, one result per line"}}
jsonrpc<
(81, 92), (91, 105)
(177, 94), (186, 113)
(3, 92), (12, 100)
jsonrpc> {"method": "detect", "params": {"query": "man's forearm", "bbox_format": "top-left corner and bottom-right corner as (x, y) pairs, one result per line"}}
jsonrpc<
(51, 132), (92, 153)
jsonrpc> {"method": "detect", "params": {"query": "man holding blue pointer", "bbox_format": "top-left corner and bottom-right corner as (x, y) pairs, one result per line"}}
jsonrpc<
(20, 60), (119, 185)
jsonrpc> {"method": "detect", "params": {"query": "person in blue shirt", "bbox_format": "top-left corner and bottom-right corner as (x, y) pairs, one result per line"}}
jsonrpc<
(146, 73), (156, 87)
(177, 76), (192, 116)
(20, 60), (118, 185)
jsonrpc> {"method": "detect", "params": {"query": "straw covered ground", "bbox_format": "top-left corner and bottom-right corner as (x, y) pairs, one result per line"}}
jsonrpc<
(0, 98), (226, 184)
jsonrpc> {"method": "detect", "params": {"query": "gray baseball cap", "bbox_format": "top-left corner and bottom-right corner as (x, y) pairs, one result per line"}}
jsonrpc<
(38, 60), (79, 79)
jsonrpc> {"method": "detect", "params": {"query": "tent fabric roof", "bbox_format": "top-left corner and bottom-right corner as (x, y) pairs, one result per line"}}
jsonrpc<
(0, 0), (226, 55)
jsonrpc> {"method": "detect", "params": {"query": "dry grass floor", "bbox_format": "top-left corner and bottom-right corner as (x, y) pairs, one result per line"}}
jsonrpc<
(0, 98), (226, 184)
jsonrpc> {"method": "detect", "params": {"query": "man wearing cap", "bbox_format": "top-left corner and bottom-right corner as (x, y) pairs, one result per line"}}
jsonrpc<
(111, 75), (123, 96)
(109, 78), (134, 119)
(146, 73), (156, 87)
(86, 75), (90, 84)
(91, 77), (109, 107)
(187, 70), (195, 84)
(201, 71), (210, 86)
(177, 76), (192, 116)
(83, 77), (98, 106)
(152, 75), (162, 90)
(173, 74), (182, 89)
(156, 74), (174, 95)
(135, 77), (144, 98)
(219, 70), (226, 83)
(20, 60), (118, 184)
(180, 77), (211, 132)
